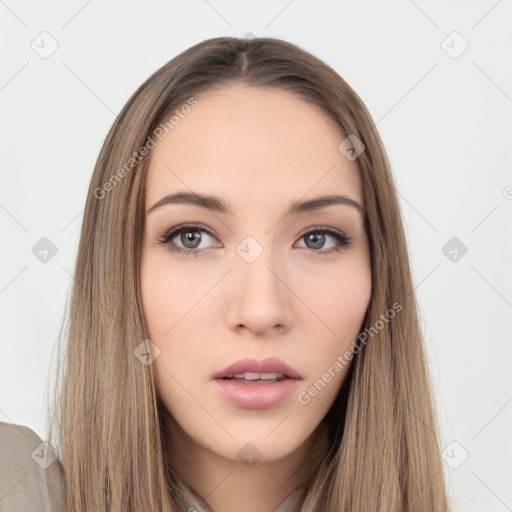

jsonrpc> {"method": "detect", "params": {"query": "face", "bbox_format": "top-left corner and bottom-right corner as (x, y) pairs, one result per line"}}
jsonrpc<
(140, 84), (371, 464)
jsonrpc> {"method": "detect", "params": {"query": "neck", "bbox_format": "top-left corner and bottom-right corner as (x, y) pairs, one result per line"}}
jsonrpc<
(163, 411), (330, 512)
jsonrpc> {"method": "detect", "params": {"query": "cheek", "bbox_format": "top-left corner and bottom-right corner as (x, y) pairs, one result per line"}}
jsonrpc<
(335, 276), (370, 333)
(293, 269), (370, 421)
(140, 250), (207, 339)
(301, 263), (371, 390)
(309, 262), (371, 340)
(140, 250), (217, 395)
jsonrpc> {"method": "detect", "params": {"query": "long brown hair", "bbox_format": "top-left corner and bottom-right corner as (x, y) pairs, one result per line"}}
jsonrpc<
(48, 36), (451, 511)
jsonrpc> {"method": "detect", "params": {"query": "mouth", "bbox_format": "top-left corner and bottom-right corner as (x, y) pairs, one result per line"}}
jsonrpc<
(212, 357), (302, 409)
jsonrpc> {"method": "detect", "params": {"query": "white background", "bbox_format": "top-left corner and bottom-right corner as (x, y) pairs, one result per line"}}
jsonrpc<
(1, 1), (511, 511)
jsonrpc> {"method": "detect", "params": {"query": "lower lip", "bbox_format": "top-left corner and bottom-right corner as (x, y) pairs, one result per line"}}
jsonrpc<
(213, 378), (300, 409)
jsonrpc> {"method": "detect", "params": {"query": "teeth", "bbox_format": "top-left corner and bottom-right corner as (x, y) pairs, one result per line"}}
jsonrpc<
(230, 372), (284, 380)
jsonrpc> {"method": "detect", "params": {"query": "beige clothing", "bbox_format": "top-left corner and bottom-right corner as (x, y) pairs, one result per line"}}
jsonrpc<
(0, 423), (303, 511)
(181, 485), (303, 512)
(0, 422), (66, 512)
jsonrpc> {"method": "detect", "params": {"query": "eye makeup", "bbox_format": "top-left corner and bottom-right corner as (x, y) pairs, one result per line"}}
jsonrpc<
(156, 222), (352, 257)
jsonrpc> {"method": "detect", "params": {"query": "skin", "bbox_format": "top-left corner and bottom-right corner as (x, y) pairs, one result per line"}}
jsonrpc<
(140, 84), (372, 512)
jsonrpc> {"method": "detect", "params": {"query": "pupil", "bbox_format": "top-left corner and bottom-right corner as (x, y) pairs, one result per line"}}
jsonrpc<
(306, 233), (325, 250)
(182, 231), (201, 249)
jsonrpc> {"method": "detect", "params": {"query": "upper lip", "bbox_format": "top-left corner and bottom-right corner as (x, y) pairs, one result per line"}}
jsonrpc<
(213, 356), (302, 380)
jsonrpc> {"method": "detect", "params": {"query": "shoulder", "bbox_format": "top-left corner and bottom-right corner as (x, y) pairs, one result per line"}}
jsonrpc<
(0, 422), (66, 512)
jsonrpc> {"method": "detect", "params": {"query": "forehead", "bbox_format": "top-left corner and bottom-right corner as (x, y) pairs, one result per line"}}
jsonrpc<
(145, 84), (363, 210)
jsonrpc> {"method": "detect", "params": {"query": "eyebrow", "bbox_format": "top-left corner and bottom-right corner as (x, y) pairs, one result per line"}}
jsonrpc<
(147, 191), (364, 217)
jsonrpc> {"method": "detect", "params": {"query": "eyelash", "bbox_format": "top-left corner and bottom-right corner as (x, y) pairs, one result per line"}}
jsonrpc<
(157, 223), (352, 257)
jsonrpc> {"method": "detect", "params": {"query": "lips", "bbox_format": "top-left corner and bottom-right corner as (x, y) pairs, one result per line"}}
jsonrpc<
(212, 356), (303, 381)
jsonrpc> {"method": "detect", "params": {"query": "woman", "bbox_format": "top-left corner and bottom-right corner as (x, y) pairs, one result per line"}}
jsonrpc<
(2, 36), (451, 511)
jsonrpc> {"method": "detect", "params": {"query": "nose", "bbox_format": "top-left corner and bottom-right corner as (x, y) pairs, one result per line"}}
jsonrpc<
(226, 245), (293, 336)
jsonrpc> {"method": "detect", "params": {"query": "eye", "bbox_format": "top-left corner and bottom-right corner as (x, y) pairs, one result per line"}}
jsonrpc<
(157, 224), (352, 256)
(157, 223), (219, 257)
(295, 227), (352, 255)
